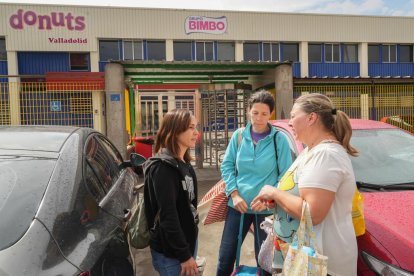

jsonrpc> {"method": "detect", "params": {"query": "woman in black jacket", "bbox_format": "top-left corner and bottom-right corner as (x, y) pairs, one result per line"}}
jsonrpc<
(144, 109), (200, 276)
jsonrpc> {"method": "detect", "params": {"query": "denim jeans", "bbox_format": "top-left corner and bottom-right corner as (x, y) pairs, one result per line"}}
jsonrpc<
(216, 207), (269, 276)
(151, 241), (198, 276)
(151, 249), (182, 276)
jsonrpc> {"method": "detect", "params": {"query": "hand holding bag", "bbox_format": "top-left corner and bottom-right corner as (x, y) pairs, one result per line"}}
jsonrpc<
(281, 201), (328, 276)
(258, 216), (275, 273)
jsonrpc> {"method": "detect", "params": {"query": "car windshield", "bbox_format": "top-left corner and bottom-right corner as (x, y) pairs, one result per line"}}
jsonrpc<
(0, 155), (56, 250)
(350, 129), (414, 186)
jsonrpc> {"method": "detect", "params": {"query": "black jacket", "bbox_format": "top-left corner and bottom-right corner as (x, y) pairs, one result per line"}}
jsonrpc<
(143, 149), (198, 263)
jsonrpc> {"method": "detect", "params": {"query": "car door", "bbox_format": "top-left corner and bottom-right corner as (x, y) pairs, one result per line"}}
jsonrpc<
(84, 134), (137, 230)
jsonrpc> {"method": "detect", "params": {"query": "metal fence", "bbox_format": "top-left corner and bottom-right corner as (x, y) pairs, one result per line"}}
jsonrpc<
(0, 83), (10, 125)
(294, 84), (414, 121)
(200, 89), (252, 168)
(199, 83), (414, 168)
(0, 82), (104, 128)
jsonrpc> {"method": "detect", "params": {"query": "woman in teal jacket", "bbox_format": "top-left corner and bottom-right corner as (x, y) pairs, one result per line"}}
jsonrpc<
(216, 90), (293, 276)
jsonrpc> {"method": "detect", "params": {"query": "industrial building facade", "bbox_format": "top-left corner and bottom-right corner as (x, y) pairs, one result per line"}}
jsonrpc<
(2, 3), (414, 78)
(1, 3), (414, 139)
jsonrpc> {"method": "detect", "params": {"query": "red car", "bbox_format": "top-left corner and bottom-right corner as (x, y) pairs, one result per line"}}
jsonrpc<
(270, 119), (414, 276)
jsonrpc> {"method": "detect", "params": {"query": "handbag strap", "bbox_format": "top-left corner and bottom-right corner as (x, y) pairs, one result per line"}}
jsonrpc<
(235, 214), (244, 268)
(235, 214), (262, 269)
(295, 201), (320, 253)
(273, 129), (279, 176)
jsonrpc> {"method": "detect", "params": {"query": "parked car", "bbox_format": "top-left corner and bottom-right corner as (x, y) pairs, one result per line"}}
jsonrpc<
(269, 119), (414, 276)
(204, 119), (414, 275)
(0, 126), (146, 276)
(381, 115), (414, 134)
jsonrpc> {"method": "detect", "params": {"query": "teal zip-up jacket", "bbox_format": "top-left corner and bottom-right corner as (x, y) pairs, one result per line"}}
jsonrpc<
(221, 123), (293, 214)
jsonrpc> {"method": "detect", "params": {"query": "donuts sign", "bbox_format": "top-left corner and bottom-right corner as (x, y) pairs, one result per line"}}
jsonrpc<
(185, 16), (227, 35)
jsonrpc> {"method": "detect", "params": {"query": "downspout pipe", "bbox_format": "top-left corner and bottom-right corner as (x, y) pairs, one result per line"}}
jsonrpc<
(129, 83), (136, 138)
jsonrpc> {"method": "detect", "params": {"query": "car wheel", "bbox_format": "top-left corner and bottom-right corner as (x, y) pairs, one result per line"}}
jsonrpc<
(102, 256), (134, 276)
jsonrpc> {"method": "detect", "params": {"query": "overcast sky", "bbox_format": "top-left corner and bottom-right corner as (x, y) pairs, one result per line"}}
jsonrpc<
(1, 0), (414, 16)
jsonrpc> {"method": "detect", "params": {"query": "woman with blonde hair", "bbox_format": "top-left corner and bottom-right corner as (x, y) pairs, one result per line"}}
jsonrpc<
(252, 93), (358, 275)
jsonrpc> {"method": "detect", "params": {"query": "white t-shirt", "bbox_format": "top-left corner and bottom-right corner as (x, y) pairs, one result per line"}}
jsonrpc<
(296, 142), (357, 276)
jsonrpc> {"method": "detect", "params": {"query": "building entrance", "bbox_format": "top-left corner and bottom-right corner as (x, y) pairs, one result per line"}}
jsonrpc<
(137, 91), (196, 137)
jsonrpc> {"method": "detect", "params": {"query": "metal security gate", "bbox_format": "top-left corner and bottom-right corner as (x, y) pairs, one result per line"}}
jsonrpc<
(0, 82), (102, 128)
(0, 83), (10, 125)
(137, 91), (196, 137)
(200, 89), (252, 168)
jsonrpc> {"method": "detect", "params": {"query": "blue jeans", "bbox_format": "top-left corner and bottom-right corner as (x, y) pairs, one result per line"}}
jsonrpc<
(151, 241), (198, 276)
(151, 249), (181, 276)
(216, 207), (268, 276)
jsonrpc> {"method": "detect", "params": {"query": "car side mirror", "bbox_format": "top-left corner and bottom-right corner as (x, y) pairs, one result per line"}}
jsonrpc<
(119, 153), (147, 170)
(130, 153), (146, 167)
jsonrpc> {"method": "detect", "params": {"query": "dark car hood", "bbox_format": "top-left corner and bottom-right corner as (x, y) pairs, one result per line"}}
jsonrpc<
(363, 191), (414, 271)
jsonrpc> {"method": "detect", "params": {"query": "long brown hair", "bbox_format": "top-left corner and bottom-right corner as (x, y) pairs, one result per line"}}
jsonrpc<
(154, 109), (194, 162)
(294, 93), (359, 157)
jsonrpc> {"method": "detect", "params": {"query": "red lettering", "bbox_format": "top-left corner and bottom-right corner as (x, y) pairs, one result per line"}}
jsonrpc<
(217, 22), (225, 30)
(8, 9), (86, 31)
(9, 9), (23, 29)
(65, 13), (74, 30)
(38, 15), (51, 30)
(199, 21), (209, 30)
(189, 21), (196, 30)
(209, 21), (216, 30)
(23, 11), (37, 26)
(51, 12), (65, 27)
(74, 16), (85, 31)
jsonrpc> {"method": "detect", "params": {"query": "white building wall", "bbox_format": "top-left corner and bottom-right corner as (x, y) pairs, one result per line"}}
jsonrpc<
(359, 43), (369, 77)
(299, 42), (308, 78)
(2, 3), (414, 53)
(2, 3), (414, 81)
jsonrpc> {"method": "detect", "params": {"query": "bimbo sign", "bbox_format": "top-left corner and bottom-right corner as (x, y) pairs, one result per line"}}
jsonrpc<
(185, 16), (227, 35)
